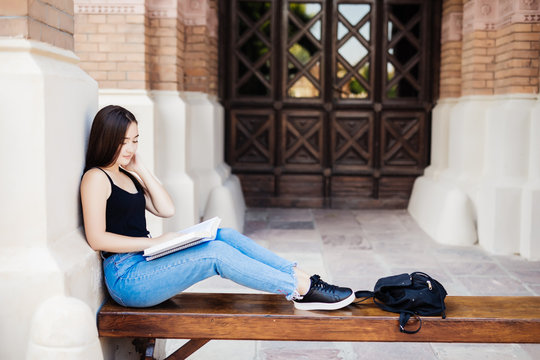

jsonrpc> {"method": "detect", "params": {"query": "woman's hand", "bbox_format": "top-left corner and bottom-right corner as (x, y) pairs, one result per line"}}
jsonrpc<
(153, 232), (181, 245)
(125, 155), (176, 218)
(124, 153), (144, 174)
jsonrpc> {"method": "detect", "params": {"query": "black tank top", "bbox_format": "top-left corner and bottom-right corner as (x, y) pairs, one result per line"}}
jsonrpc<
(97, 167), (149, 238)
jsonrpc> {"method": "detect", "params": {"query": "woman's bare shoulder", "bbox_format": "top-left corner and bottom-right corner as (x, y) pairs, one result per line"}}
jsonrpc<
(81, 168), (110, 193)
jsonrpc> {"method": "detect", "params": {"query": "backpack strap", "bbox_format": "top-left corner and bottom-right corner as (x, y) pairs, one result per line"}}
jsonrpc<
(398, 311), (422, 334)
(370, 297), (423, 334)
(353, 290), (374, 303)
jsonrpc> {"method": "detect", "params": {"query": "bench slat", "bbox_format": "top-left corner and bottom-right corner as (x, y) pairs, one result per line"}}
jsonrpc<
(98, 293), (540, 343)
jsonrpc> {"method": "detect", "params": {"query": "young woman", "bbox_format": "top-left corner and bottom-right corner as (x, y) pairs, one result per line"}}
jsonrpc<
(80, 105), (355, 310)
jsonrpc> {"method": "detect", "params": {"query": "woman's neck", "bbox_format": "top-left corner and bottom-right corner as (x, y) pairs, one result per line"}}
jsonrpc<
(103, 164), (121, 174)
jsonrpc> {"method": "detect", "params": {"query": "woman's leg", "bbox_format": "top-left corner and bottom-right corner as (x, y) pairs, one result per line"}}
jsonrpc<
(215, 228), (295, 270)
(215, 228), (311, 294)
(103, 240), (297, 308)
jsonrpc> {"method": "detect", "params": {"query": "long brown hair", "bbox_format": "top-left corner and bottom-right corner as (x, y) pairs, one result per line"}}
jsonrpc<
(84, 105), (137, 173)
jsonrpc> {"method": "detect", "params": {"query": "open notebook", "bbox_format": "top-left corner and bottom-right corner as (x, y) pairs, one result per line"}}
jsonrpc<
(143, 217), (222, 261)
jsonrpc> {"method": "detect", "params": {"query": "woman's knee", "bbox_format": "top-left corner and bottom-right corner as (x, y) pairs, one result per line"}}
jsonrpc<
(217, 227), (241, 240)
(204, 239), (233, 257)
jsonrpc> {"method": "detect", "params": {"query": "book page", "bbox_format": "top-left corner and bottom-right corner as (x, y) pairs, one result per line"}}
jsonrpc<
(178, 217), (221, 239)
(143, 217), (222, 258)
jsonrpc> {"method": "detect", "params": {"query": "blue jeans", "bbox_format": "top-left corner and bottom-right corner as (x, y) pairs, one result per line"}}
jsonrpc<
(103, 228), (298, 307)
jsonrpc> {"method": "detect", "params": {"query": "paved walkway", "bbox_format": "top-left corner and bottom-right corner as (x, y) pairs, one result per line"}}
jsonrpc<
(164, 208), (540, 360)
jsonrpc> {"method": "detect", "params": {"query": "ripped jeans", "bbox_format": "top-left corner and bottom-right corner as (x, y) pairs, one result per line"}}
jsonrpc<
(103, 228), (298, 307)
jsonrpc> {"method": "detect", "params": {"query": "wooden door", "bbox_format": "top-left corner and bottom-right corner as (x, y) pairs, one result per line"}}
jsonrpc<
(219, 0), (441, 208)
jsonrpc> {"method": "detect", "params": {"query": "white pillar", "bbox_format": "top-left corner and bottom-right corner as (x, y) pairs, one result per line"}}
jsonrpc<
(520, 96), (540, 260)
(424, 98), (457, 179)
(477, 95), (535, 255)
(408, 97), (480, 246)
(0, 39), (102, 359)
(184, 92), (245, 231)
(152, 90), (197, 230)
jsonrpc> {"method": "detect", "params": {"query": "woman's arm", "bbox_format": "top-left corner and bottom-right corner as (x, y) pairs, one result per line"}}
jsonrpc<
(80, 169), (177, 252)
(125, 154), (175, 218)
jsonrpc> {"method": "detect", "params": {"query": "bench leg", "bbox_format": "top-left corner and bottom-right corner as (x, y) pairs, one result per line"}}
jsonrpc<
(133, 338), (155, 360)
(166, 339), (211, 360)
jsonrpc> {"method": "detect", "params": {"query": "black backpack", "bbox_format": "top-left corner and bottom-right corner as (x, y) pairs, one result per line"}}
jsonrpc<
(355, 272), (447, 334)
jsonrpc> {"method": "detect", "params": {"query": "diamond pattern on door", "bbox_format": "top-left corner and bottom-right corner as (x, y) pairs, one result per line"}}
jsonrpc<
(235, 1), (273, 97)
(231, 109), (275, 169)
(335, 2), (373, 99)
(332, 111), (373, 171)
(381, 111), (425, 168)
(223, 0), (439, 208)
(385, 2), (423, 99)
(282, 111), (323, 169)
(286, 3), (324, 98)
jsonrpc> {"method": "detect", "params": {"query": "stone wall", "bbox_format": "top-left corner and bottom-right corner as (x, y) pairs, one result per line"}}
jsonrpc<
(439, 0), (540, 98)
(409, 0), (540, 260)
(0, 0), (75, 50)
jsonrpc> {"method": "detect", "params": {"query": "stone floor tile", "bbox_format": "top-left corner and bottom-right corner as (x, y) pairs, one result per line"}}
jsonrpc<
(266, 208), (314, 222)
(172, 340), (257, 360)
(431, 343), (534, 360)
(350, 342), (437, 360)
(529, 284), (540, 295)
(493, 255), (540, 272)
(440, 261), (507, 277)
(245, 208), (270, 221)
(458, 276), (533, 296)
(505, 270), (540, 285)
(316, 220), (363, 235)
(321, 234), (372, 250)
(520, 344), (540, 359)
(259, 341), (348, 360)
(433, 246), (495, 263)
(245, 220), (270, 233)
(269, 220), (315, 230)
(253, 228), (321, 242)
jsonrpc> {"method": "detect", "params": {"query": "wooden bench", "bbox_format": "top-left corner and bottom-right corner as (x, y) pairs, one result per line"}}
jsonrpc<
(98, 293), (540, 360)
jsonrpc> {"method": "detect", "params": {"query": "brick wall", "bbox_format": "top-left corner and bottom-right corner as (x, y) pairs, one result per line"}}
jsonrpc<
(74, 1), (149, 89)
(183, 0), (218, 94)
(440, 0), (463, 98)
(0, 0), (74, 50)
(74, 0), (218, 94)
(440, 0), (539, 98)
(494, 23), (540, 94)
(149, 16), (180, 91)
(461, 30), (496, 96)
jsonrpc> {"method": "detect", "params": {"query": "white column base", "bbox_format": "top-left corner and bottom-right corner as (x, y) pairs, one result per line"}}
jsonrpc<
(26, 296), (103, 360)
(410, 94), (540, 257)
(409, 176), (477, 246)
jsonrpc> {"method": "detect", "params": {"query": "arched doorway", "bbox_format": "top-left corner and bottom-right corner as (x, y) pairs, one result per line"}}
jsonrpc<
(219, 0), (441, 208)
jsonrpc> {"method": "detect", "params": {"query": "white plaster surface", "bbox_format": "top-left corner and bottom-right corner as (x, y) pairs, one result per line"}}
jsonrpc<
(410, 94), (540, 259)
(184, 92), (245, 231)
(152, 90), (197, 230)
(26, 296), (103, 360)
(0, 39), (102, 359)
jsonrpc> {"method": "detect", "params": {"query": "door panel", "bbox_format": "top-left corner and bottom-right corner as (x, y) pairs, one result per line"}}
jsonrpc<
(221, 0), (440, 208)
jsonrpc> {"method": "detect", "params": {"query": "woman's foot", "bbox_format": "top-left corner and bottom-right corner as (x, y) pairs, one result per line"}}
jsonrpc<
(293, 275), (355, 311)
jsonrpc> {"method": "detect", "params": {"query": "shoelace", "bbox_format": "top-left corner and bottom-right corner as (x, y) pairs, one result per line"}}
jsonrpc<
(310, 275), (338, 294)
